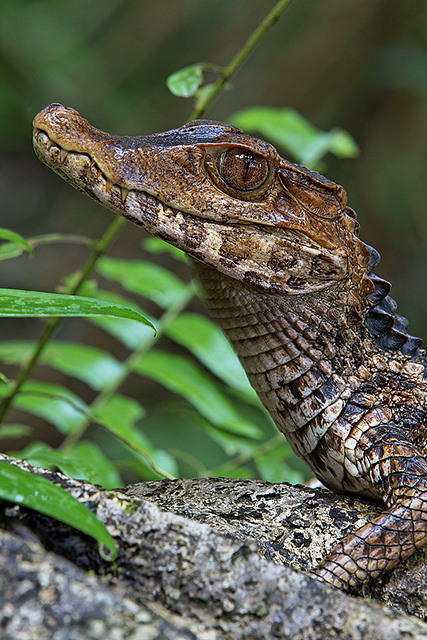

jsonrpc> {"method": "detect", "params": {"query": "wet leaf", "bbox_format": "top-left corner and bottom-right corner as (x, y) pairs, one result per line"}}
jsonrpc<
(0, 288), (155, 330)
(0, 461), (116, 557)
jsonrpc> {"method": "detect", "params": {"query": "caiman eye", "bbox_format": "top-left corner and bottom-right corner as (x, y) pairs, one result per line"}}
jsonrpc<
(217, 149), (269, 191)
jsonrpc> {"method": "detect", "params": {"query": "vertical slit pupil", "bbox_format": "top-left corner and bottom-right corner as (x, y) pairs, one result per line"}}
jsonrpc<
(218, 148), (269, 191)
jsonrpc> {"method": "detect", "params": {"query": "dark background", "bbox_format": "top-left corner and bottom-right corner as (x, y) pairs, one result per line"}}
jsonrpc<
(0, 0), (426, 469)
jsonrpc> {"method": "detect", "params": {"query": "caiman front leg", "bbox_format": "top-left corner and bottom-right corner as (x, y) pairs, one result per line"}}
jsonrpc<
(310, 434), (427, 590)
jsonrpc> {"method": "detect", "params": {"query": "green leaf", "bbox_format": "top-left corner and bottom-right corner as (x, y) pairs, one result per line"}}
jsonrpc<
(204, 422), (258, 457)
(64, 281), (155, 350)
(95, 395), (146, 443)
(94, 315), (154, 350)
(166, 64), (205, 97)
(97, 258), (189, 309)
(124, 452), (178, 481)
(148, 449), (178, 479)
(68, 441), (122, 488)
(88, 289), (155, 349)
(95, 315), (154, 349)
(44, 343), (123, 390)
(0, 381), (88, 434)
(255, 445), (305, 484)
(0, 341), (123, 391)
(0, 342), (32, 364)
(326, 129), (360, 158)
(0, 288), (155, 330)
(135, 350), (262, 439)
(0, 424), (31, 440)
(194, 83), (215, 110)
(13, 441), (122, 488)
(0, 233), (92, 261)
(230, 107), (359, 167)
(0, 229), (33, 257)
(143, 237), (187, 262)
(13, 441), (94, 479)
(217, 465), (252, 480)
(95, 395), (177, 479)
(0, 242), (28, 261)
(0, 460), (116, 557)
(165, 312), (257, 401)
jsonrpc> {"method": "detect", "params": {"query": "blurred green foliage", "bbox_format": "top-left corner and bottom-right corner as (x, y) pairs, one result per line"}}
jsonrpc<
(0, 0), (426, 494)
(0, 235), (307, 485)
(231, 106), (359, 168)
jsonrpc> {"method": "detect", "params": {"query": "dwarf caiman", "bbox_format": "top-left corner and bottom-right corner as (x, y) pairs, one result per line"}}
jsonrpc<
(32, 104), (427, 591)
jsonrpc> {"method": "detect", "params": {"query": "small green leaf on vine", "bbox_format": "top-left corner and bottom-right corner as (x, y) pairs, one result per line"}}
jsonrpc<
(167, 64), (206, 98)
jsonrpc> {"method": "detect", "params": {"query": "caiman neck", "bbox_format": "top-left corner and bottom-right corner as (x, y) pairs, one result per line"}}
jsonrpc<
(196, 261), (370, 430)
(195, 259), (368, 370)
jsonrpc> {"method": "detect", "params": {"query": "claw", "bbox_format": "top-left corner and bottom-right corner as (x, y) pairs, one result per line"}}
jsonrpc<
(120, 187), (130, 204)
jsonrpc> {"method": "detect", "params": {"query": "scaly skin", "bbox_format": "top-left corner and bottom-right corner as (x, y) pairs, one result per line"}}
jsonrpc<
(32, 104), (427, 591)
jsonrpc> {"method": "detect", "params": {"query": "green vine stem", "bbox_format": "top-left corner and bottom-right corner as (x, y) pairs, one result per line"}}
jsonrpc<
(0, 216), (126, 425)
(189, 0), (294, 120)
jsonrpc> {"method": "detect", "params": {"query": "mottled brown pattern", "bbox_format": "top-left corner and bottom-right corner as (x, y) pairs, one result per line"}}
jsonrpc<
(32, 104), (427, 592)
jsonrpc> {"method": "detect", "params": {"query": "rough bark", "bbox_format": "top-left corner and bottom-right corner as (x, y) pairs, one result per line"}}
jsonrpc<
(0, 529), (212, 640)
(125, 476), (427, 619)
(1, 453), (426, 639)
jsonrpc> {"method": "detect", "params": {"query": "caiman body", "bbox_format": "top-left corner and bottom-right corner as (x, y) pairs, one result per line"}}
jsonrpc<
(33, 104), (427, 591)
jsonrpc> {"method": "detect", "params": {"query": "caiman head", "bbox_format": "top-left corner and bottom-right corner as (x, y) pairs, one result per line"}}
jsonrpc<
(33, 104), (374, 323)
(33, 104), (426, 368)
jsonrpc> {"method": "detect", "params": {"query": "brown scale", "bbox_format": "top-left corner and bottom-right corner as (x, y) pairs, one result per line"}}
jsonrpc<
(32, 104), (427, 592)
